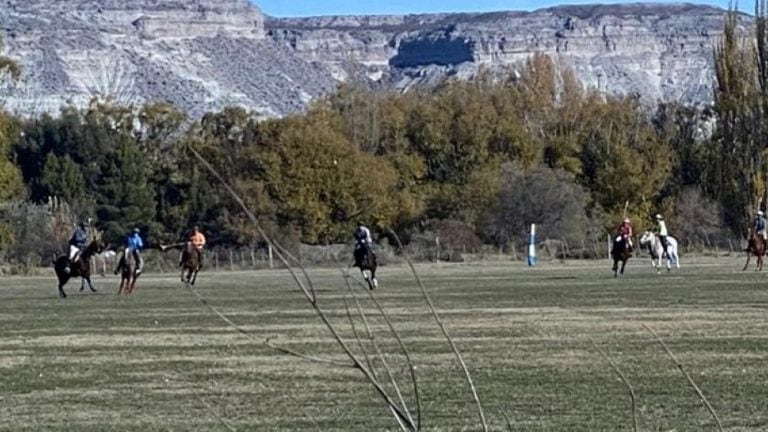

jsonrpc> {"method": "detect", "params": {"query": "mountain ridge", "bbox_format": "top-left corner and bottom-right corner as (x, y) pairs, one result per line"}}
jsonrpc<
(0, 1), (745, 117)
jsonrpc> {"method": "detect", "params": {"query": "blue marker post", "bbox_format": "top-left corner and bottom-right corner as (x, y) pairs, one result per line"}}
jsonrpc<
(528, 223), (537, 267)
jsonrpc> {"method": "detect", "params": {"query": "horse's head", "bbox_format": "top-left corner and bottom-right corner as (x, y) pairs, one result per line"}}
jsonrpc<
(83, 240), (108, 257)
(746, 226), (755, 240)
(639, 231), (653, 246)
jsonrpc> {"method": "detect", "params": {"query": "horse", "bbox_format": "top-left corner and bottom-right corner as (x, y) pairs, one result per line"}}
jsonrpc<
(117, 247), (141, 295)
(743, 227), (767, 271)
(610, 235), (631, 277)
(639, 231), (680, 273)
(353, 242), (378, 290)
(179, 242), (202, 285)
(53, 240), (106, 298)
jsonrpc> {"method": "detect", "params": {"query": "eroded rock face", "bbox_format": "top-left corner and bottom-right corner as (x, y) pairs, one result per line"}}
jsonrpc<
(0, 2), (748, 117)
(267, 3), (745, 105)
(0, 0), (336, 117)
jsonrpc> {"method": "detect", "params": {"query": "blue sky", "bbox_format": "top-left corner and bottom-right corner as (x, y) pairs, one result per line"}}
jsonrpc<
(255, 0), (738, 17)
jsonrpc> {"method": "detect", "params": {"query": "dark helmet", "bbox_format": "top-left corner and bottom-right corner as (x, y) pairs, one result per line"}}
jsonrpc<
(193, 225), (200, 231)
(357, 221), (365, 227)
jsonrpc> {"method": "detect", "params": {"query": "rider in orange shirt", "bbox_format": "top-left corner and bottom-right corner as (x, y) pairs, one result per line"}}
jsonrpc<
(181, 225), (206, 268)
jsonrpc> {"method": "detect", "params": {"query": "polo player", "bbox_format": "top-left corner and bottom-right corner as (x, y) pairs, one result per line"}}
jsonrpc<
(754, 210), (767, 243)
(354, 222), (375, 259)
(655, 214), (669, 258)
(66, 221), (88, 273)
(617, 217), (633, 255)
(182, 226), (206, 268)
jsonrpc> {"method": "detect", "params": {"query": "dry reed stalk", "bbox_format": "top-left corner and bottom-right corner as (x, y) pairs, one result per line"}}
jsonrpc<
(589, 339), (639, 432)
(389, 229), (488, 432)
(641, 323), (723, 432)
(344, 296), (413, 431)
(189, 146), (416, 430)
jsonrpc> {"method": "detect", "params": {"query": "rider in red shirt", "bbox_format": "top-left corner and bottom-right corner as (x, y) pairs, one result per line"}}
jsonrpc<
(617, 217), (634, 254)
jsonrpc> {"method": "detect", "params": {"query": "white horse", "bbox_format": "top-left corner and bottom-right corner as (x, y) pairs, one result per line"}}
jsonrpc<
(639, 231), (680, 273)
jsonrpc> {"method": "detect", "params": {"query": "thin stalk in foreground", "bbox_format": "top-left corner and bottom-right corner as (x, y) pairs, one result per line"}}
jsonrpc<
(589, 339), (639, 432)
(389, 229), (488, 432)
(641, 323), (723, 432)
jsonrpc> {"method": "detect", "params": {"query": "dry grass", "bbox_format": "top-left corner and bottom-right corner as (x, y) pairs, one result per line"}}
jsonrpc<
(0, 257), (767, 431)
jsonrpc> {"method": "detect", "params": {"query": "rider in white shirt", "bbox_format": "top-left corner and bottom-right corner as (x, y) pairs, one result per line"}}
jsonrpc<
(354, 222), (375, 255)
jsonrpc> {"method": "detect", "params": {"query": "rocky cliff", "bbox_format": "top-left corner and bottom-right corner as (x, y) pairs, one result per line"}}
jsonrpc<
(268, 3), (739, 105)
(0, 0), (336, 117)
(0, 2), (745, 117)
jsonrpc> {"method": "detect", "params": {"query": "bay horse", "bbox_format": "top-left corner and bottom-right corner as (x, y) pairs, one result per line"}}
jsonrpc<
(117, 247), (141, 295)
(353, 243), (378, 290)
(610, 235), (631, 277)
(179, 242), (202, 285)
(53, 240), (106, 298)
(639, 231), (681, 273)
(743, 227), (766, 271)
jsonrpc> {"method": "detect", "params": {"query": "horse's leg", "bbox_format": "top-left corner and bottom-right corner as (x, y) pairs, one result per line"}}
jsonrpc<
(370, 268), (378, 289)
(744, 253), (751, 271)
(86, 276), (97, 292)
(58, 280), (67, 299)
(758, 254), (763, 272)
(180, 267), (186, 283)
(612, 259), (618, 277)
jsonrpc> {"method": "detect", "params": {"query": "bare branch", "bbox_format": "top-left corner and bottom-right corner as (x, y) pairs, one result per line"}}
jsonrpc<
(184, 280), (354, 368)
(344, 273), (417, 428)
(499, 405), (514, 432)
(389, 229), (488, 432)
(589, 339), (639, 432)
(641, 324), (723, 432)
(344, 296), (411, 432)
(189, 145), (416, 431)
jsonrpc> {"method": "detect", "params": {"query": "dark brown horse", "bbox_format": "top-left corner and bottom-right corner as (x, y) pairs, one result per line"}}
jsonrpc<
(117, 247), (141, 295)
(53, 240), (106, 298)
(610, 236), (631, 277)
(743, 227), (766, 271)
(353, 243), (378, 290)
(179, 242), (202, 285)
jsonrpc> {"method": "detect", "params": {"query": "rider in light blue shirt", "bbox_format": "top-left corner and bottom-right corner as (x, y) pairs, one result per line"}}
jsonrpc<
(114, 227), (145, 274)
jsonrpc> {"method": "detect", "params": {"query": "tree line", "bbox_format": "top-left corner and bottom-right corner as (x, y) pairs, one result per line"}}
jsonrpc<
(1, 5), (767, 265)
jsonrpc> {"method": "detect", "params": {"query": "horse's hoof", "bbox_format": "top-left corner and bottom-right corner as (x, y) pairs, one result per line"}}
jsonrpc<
(58, 291), (66, 299)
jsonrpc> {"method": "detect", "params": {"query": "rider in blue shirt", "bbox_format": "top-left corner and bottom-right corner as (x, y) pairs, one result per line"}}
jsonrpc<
(114, 228), (144, 274)
(754, 210), (767, 242)
(65, 221), (88, 273)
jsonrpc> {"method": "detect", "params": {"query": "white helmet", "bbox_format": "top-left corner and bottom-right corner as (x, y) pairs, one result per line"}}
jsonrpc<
(758, 210), (765, 217)
(622, 218), (630, 224)
(655, 214), (664, 220)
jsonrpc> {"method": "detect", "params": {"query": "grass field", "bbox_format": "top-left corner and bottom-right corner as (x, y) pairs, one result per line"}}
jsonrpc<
(1, 257), (767, 431)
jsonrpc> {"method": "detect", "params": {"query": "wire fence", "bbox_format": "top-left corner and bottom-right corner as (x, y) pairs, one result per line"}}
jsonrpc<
(0, 235), (748, 276)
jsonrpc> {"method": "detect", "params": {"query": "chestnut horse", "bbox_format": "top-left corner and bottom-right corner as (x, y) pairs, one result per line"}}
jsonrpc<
(117, 247), (141, 295)
(179, 242), (202, 285)
(743, 227), (767, 271)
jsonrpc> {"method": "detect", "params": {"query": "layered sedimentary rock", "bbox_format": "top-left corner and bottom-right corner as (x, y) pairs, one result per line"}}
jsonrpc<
(0, 2), (746, 117)
(0, 0), (334, 117)
(268, 3), (740, 105)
